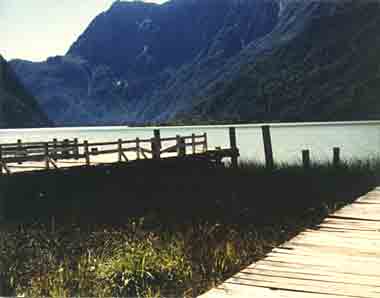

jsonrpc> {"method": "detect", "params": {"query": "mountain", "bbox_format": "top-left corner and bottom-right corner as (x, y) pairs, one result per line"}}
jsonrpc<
(10, 56), (129, 125)
(181, 1), (380, 123)
(9, 0), (380, 126)
(0, 55), (50, 128)
(10, 0), (279, 125)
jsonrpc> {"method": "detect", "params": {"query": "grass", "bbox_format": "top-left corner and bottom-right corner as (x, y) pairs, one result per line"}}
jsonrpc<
(0, 158), (379, 297)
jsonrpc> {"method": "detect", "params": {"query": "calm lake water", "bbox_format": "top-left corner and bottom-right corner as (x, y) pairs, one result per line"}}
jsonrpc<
(1, 121), (379, 164)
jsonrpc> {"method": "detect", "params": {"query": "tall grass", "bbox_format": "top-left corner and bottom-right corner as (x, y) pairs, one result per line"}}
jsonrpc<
(1, 159), (379, 297)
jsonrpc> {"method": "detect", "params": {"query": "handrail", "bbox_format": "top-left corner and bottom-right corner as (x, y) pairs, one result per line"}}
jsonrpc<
(0, 131), (209, 174)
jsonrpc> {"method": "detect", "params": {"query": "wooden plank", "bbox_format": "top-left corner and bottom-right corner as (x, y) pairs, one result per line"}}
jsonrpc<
(199, 188), (380, 298)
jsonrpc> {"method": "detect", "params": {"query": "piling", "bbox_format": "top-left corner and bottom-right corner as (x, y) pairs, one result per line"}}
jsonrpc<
(262, 125), (274, 169)
(229, 127), (238, 168)
(302, 150), (310, 169)
(333, 147), (341, 167)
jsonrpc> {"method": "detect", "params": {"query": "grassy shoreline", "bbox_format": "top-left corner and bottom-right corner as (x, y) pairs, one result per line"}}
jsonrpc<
(1, 159), (379, 297)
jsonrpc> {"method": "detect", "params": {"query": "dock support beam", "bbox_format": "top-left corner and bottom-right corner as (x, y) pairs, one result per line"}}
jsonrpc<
(262, 125), (274, 170)
(229, 127), (238, 169)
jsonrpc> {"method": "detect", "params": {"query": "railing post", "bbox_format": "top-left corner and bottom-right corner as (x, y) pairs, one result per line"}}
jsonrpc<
(229, 127), (238, 169)
(0, 145), (3, 177)
(302, 150), (310, 169)
(44, 142), (50, 169)
(53, 138), (58, 161)
(84, 140), (90, 166)
(152, 129), (161, 160)
(180, 137), (186, 157)
(333, 147), (340, 167)
(176, 135), (186, 157)
(203, 133), (208, 152)
(74, 138), (79, 159)
(181, 137), (186, 156)
(191, 133), (196, 154)
(262, 125), (274, 170)
(63, 139), (69, 157)
(17, 139), (22, 164)
(176, 135), (181, 156)
(136, 138), (141, 160)
(118, 139), (123, 162)
(0, 173), (4, 222)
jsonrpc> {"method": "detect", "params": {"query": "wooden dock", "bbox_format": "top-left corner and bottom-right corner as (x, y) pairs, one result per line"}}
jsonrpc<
(0, 129), (240, 175)
(199, 187), (380, 298)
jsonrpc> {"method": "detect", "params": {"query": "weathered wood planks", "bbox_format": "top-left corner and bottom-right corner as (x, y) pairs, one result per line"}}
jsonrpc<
(199, 187), (380, 298)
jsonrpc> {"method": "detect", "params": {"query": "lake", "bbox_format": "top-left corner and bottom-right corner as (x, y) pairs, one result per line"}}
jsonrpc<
(0, 121), (379, 164)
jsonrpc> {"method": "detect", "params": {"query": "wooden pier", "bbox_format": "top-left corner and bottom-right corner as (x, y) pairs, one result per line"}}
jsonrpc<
(0, 129), (239, 175)
(199, 187), (380, 298)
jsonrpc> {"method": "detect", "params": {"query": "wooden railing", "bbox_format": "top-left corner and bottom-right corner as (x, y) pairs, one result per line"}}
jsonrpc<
(0, 131), (209, 174)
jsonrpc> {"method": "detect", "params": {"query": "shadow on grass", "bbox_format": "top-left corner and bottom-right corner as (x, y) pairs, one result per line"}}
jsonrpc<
(0, 158), (379, 296)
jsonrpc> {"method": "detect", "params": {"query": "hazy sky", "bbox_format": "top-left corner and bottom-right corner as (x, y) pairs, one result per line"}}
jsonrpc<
(1, 0), (168, 62)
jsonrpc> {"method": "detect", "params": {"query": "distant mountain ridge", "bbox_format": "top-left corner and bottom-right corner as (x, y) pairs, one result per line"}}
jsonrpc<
(0, 55), (49, 128)
(9, 0), (380, 126)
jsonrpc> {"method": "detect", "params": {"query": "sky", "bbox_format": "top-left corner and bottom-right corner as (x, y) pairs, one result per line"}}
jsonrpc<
(0, 0), (168, 62)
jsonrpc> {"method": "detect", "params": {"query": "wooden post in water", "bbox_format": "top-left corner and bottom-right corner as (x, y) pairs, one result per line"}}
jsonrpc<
(229, 127), (238, 169)
(118, 139), (123, 162)
(262, 125), (274, 169)
(136, 138), (141, 160)
(44, 142), (50, 169)
(302, 150), (310, 169)
(152, 129), (161, 160)
(333, 147), (340, 167)
(191, 133), (196, 154)
(84, 141), (90, 166)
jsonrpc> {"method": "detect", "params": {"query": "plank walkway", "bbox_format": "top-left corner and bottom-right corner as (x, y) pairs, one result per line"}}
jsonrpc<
(199, 187), (380, 298)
